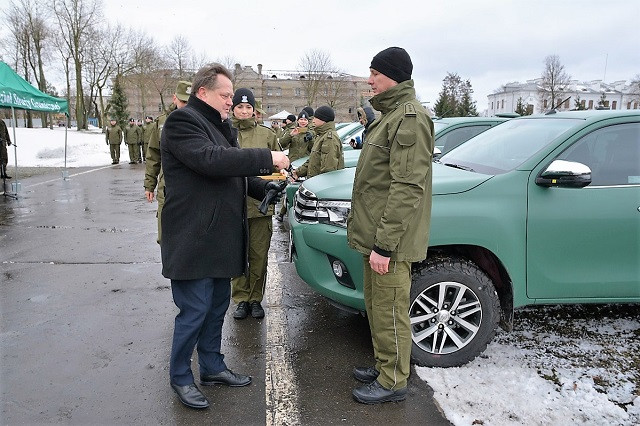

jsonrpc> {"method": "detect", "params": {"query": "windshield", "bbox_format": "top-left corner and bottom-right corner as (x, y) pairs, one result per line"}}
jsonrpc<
(438, 118), (582, 174)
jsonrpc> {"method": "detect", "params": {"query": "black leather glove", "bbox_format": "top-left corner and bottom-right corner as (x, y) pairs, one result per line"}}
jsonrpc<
(259, 181), (287, 214)
(304, 132), (313, 142)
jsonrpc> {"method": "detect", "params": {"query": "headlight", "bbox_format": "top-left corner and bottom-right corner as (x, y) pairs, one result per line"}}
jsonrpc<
(317, 200), (351, 228)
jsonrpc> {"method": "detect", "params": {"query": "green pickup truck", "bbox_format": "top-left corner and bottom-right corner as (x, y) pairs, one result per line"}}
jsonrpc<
(289, 110), (640, 368)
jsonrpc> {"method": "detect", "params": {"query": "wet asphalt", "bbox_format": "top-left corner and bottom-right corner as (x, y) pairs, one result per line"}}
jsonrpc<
(0, 164), (451, 425)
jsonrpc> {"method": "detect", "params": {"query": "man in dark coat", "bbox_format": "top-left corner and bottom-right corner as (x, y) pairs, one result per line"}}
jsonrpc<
(160, 63), (289, 410)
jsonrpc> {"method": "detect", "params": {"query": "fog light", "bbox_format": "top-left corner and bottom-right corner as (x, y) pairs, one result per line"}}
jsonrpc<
(332, 260), (344, 278)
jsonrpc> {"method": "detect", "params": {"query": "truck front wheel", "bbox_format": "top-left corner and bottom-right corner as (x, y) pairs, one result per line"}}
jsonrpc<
(409, 257), (500, 367)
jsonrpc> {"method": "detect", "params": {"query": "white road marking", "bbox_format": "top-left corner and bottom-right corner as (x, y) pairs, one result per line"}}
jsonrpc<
(265, 250), (301, 425)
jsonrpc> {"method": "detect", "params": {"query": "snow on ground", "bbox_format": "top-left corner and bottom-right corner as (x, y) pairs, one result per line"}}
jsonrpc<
(4, 125), (112, 167)
(5, 127), (640, 426)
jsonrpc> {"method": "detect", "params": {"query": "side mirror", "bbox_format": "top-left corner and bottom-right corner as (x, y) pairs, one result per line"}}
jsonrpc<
(433, 146), (442, 159)
(535, 160), (592, 188)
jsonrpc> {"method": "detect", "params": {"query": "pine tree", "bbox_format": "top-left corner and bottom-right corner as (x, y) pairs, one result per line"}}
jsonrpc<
(456, 80), (478, 116)
(434, 73), (477, 117)
(108, 74), (129, 128)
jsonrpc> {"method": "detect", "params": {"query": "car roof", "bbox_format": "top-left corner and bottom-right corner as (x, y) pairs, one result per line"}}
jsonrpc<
(519, 109), (640, 120)
(434, 116), (510, 124)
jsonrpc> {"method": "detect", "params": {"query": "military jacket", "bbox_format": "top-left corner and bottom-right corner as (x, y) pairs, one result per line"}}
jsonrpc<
(124, 124), (140, 144)
(279, 125), (314, 161)
(232, 117), (280, 218)
(106, 124), (123, 144)
(144, 111), (169, 193)
(346, 80), (434, 262)
(295, 121), (343, 178)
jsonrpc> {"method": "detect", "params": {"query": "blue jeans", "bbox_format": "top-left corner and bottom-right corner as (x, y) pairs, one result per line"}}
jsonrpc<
(170, 277), (230, 385)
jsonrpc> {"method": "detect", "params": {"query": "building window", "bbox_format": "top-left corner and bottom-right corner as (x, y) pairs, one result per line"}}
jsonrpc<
(588, 100), (593, 109)
(634, 102), (639, 109)
(501, 99), (504, 109)
(491, 102), (494, 109)
(581, 100), (586, 109)
(544, 99), (548, 108)
(564, 99), (569, 109)
(612, 101), (617, 110)
(627, 102), (632, 109)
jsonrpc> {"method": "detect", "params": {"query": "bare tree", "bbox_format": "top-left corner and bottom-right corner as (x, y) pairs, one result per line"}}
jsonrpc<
(51, 0), (101, 130)
(319, 72), (353, 113)
(5, 0), (34, 126)
(298, 49), (334, 107)
(166, 35), (192, 79)
(538, 54), (571, 112)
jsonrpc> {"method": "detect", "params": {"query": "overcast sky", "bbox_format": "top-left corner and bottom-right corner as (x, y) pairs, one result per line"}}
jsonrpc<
(2, 0), (639, 112)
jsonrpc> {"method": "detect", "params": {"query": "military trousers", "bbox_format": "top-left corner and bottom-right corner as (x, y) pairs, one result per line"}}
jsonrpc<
(1, 142), (8, 167)
(142, 142), (148, 161)
(231, 215), (273, 304)
(156, 172), (165, 245)
(127, 143), (139, 163)
(362, 255), (412, 390)
(109, 143), (120, 163)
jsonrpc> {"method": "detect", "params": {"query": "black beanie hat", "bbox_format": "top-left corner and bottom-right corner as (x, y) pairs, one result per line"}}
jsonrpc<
(302, 106), (314, 117)
(314, 105), (335, 123)
(286, 114), (297, 123)
(370, 47), (413, 83)
(298, 110), (310, 120)
(232, 88), (255, 110)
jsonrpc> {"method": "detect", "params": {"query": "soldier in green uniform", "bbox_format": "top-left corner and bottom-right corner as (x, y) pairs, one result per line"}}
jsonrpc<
(124, 118), (140, 164)
(275, 110), (315, 221)
(0, 118), (12, 179)
(229, 88), (281, 320)
(144, 80), (191, 244)
(292, 105), (344, 180)
(105, 118), (123, 165)
(136, 119), (144, 162)
(346, 47), (434, 404)
(142, 116), (154, 162)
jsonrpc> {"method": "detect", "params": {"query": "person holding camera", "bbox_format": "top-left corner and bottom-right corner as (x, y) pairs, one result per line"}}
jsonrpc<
(292, 106), (344, 180)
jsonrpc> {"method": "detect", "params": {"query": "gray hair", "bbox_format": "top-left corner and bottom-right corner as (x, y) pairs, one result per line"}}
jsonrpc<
(192, 63), (233, 92)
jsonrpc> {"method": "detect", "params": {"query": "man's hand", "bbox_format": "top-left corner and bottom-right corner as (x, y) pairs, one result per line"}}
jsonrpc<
(145, 190), (155, 202)
(369, 251), (391, 275)
(271, 151), (290, 171)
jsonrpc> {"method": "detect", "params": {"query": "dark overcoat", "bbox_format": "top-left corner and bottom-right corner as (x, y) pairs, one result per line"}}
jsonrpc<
(160, 94), (274, 280)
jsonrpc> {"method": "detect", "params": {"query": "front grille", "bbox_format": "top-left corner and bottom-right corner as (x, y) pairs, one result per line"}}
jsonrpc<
(294, 186), (325, 224)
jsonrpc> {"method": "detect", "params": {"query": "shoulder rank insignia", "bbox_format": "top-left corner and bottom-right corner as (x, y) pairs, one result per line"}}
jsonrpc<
(404, 103), (416, 117)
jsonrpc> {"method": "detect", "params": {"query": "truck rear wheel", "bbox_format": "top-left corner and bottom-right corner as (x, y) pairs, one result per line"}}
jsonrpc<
(410, 256), (500, 367)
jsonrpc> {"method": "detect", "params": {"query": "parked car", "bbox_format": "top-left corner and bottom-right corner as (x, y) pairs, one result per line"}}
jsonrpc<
(289, 110), (640, 368)
(286, 115), (512, 208)
(432, 113), (517, 157)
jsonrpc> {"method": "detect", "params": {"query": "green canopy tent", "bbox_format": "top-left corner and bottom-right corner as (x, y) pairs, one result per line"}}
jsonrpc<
(0, 61), (69, 198)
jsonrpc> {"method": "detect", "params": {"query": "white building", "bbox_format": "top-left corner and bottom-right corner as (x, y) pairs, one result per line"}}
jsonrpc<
(487, 79), (639, 116)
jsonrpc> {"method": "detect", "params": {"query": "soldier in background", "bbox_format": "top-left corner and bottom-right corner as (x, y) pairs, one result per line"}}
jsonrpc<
(292, 106), (343, 180)
(124, 118), (140, 164)
(142, 116), (154, 163)
(0, 118), (12, 179)
(136, 119), (145, 162)
(105, 118), (123, 165)
(144, 80), (191, 244)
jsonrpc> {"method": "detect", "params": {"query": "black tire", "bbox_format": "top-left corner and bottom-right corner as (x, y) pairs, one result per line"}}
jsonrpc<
(410, 256), (500, 368)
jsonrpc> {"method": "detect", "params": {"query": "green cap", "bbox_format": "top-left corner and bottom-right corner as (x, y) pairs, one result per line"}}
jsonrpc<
(255, 99), (265, 115)
(175, 80), (192, 102)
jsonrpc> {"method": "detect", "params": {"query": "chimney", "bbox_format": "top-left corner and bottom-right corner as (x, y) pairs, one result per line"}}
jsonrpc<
(258, 64), (263, 78)
(235, 63), (241, 75)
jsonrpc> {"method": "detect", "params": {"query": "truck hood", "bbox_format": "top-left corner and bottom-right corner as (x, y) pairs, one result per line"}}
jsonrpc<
(299, 163), (492, 200)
